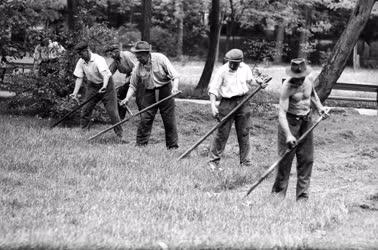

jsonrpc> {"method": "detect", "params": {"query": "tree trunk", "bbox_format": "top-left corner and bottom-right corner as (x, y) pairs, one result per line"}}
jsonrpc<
(196, 0), (221, 90)
(215, 11), (224, 63)
(66, 0), (76, 31)
(298, 5), (311, 59)
(225, 0), (235, 52)
(353, 43), (360, 70)
(142, 0), (151, 42)
(315, 0), (375, 102)
(175, 0), (184, 60)
(274, 24), (285, 64)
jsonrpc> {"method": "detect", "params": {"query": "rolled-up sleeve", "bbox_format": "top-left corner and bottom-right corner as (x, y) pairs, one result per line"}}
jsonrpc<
(129, 67), (139, 91)
(161, 54), (179, 79)
(73, 59), (84, 78)
(208, 68), (223, 98)
(96, 57), (112, 78)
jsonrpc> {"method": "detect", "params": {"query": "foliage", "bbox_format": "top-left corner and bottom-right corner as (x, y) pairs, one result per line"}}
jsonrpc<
(150, 26), (177, 57)
(4, 70), (109, 122)
(242, 39), (289, 62)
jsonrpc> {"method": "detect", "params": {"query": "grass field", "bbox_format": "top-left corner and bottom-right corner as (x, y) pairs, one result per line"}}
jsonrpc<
(0, 100), (377, 249)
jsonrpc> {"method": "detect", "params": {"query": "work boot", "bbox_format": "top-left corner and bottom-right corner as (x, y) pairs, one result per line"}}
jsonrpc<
(207, 161), (223, 172)
(116, 135), (128, 144)
(240, 160), (253, 168)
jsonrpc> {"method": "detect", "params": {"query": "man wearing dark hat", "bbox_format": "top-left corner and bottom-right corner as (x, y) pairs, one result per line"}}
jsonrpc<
(207, 48), (269, 171)
(104, 43), (137, 119)
(120, 41), (180, 149)
(70, 41), (124, 141)
(272, 58), (328, 201)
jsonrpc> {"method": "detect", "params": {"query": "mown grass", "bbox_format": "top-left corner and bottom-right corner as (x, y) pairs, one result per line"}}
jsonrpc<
(1, 101), (377, 249)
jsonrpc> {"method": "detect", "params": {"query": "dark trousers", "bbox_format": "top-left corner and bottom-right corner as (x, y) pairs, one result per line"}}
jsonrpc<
(136, 83), (178, 148)
(272, 113), (314, 200)
(117, 82), (130, 120)
(81, 78), (123, 137)
(209, 95), (252, 165)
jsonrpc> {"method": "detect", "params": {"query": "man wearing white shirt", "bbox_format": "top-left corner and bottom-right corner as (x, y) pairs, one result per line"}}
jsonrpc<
(207, 49), (267, 170)
(70, 42), (124, 141)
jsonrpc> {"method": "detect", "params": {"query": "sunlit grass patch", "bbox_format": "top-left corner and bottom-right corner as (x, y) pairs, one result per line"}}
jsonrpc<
(0, 104), (377, 248)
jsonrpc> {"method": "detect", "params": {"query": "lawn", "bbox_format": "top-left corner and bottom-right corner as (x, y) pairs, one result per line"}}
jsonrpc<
(0, 99), (377, 249)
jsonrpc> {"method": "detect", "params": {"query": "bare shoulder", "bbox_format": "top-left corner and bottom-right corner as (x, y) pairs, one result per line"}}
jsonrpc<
(280, 79), (292, 98)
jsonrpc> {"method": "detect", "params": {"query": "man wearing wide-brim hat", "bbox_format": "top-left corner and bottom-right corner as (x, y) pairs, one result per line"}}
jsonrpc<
(104, 43), (137, 119)
(207, 48), (269, 171)
(120, 41), (180, 149)
(70, 41), (124, 142)
(271, 58), (328, 201)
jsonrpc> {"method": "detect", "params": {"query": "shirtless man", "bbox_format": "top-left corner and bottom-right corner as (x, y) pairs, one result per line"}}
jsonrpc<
(272, 58), (328, 201)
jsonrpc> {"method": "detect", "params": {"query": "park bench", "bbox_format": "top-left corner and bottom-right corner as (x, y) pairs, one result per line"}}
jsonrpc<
(282, 78), (378, 110)
(327, 82), (378, 107)
(0, 62), (34, 83)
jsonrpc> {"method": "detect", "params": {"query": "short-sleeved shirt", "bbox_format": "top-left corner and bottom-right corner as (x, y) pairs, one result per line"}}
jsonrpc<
(115, 51), (136, 76)
(129, 52), (179, 91)
(208, 62), (255, 98)
(73, 52), (111, 84)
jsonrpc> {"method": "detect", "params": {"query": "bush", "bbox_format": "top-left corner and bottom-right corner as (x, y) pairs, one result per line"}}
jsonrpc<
(150, 26), (177, 57)
(4, 72), (110, 125)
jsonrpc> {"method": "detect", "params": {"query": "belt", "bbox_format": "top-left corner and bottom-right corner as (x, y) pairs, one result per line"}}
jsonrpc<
(222, 94), (246, 101)
(146, 83), (171, 102)
(287, 111), (311, 120)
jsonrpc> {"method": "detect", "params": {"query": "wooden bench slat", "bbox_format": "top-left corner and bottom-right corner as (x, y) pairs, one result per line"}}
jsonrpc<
(334, 82), (378, 92)
(328, 96), (377, 102)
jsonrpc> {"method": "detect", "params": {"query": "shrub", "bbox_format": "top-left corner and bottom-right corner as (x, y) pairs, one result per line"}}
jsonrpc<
(4, 72), (109, 124)
(150, 26), (177, 57)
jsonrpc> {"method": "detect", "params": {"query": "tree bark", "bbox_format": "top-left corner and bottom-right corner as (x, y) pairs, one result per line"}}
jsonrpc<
(315, 0), (376, 102)
(274, 24), (285, 64)
(142, 0), (151, 42)
(175, 0), (184, 60)
(298, 5), (311, 59)
(196, 0), (221, 90)
(353, 43), (360, 70)
(66, 0), (76, 31)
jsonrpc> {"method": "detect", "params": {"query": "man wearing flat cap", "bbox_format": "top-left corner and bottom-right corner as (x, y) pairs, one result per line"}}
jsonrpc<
(70, 41), (124, 141)
(271, 58), (328, 201)
(207, 48), (269, 171)
(120, 41), (180, 149)
(104, 43), (137, 119)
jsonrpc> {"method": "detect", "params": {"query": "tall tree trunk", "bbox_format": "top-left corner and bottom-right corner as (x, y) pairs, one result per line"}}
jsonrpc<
(66, 0), (76, 31)
(175, 0), (184, 60)
(215, 11), (224, 63)
(298, 5), (311, 59)
(142, 0), (151, 42)
(353, 42), (361, 70)
(274, 24), (285, 64)
(196, 0), (221, 90)
(225, 0), (235, 52)
(315, 0), (375, 102)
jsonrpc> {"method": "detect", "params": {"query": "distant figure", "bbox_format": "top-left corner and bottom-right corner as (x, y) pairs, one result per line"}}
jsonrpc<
(120, 41), (180, 149)
(33, 37), (65, 76)
(70, 42), (125, 142)
(271, 58), (328, 201)
(207, 49), (268, 171)
(1, 47), (10, 83)
(104, 43), (137, 119)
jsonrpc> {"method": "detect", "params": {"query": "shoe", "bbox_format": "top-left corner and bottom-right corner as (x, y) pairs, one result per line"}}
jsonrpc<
(116, 136), (128, 144)
(240, 161), (253, 168)
(168, 145), (179, 150)
(207, 161), (223, 172)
